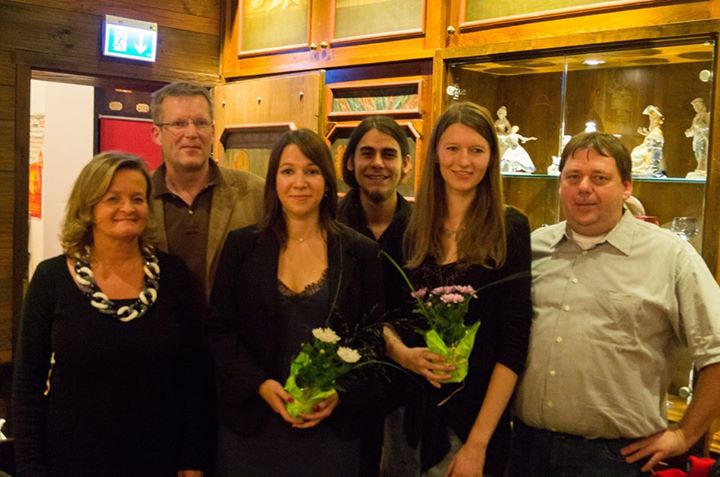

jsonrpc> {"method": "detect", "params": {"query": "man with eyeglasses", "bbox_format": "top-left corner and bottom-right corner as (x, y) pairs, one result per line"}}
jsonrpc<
(149, 81), (264, 300)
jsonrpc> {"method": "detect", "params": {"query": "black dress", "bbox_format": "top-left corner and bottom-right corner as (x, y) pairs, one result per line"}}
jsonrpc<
(12, 253), (210, 477)
(215, 272), (362, 477)
(208, 224), (386, 477)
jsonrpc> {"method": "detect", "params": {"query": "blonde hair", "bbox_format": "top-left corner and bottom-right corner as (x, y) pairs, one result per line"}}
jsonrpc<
(60, 151), (156, 258)
(404, 102), (507, 269)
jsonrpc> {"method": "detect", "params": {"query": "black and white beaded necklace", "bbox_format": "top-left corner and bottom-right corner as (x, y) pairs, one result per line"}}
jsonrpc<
(73, 245), (160, 322)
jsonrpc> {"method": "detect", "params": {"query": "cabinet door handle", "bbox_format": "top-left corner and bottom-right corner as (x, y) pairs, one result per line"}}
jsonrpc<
(447, 25), (456, 35)
(320, 40), (328, 49)
(309, 42), (318, 50)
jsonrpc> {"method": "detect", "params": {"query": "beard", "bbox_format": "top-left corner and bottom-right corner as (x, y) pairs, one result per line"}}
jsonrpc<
(365, 188), (394, 204)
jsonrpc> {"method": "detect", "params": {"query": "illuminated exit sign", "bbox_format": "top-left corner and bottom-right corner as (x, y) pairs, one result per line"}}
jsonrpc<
(103, 15), (158, 63)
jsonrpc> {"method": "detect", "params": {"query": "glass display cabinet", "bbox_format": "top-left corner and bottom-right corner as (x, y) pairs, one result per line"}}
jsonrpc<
(445, 38), (715, 257)
(444, 37), (717, 442)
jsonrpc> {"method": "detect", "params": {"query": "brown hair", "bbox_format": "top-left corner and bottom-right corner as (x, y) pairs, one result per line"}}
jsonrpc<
(150, 81), (213, 123)
(560, 132), (632, 183)
(257, 129), (339, 245)
(60, 151), (156, 258)
(404, 102), (507, 268)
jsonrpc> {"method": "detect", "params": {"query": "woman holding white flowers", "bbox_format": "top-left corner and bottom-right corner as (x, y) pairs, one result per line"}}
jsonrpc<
(383, 102), (532, 477)
(208, 129), (385, 476)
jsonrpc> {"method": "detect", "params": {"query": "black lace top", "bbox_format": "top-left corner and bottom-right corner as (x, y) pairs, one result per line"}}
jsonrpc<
(276, 269), (329, 381)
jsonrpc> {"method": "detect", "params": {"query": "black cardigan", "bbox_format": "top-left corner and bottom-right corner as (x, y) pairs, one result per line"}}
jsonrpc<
(401, 207), (532, 474)
(207, 223), (386, 438)
(12, 252), (211, 477)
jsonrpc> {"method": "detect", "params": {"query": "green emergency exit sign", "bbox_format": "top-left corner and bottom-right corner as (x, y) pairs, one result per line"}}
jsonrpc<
(103, 15), (158, 63)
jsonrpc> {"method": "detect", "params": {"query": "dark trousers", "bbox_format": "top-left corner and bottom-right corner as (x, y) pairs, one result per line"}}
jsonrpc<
(510, 420), (651, 477)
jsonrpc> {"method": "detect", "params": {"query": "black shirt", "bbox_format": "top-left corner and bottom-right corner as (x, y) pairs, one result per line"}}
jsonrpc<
(337, 189), (411, 320)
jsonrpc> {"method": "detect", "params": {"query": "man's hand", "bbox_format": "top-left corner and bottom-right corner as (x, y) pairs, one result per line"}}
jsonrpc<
(621, 429), (689, 472)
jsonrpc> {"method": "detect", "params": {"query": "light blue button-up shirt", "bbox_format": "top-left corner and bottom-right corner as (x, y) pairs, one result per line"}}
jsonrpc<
(514, 210), (720, 439)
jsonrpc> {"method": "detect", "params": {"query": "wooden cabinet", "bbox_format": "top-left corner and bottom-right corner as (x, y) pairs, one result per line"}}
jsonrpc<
(212, 71), (324, 174)
(443, 1), (715, 50)
(222, 0), (445, 78)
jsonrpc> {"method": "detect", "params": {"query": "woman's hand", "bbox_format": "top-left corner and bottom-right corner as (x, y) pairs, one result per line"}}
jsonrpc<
(258, 379), (303, 425)
(294, 392), (340, 429)
(445, 442), (486, 477)
(384, 325), (454, 388)
(401, 347), (454, 388)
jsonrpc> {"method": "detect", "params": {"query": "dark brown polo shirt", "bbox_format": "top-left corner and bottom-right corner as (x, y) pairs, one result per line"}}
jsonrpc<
(151, 162), (221, 293)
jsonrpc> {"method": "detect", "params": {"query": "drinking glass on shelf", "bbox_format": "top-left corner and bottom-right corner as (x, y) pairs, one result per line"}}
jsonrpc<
(671, 217), (698, 240)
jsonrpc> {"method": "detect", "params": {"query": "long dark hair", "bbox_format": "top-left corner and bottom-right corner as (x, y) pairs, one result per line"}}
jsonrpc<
(257, 129), (339, 245)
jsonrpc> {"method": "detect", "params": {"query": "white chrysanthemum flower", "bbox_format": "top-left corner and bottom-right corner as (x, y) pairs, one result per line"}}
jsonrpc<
(337, 346), (361, 364)
(312, 327), (341, 344)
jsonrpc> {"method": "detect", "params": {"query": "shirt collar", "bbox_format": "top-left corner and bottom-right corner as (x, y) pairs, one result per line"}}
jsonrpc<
(603, 209), (636, 256)
(151, 159), (222, 199)
(550, 209), (635, 256)
(549, 209), (637, 255)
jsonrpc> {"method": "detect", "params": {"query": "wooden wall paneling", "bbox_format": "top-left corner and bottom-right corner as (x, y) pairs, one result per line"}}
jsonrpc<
(0, 170), (15, 361)
(0, 303), (11, 362)
(0, 121), (14, 173)
(0, 50), (14, 86)
(11, 64), (31, 368)
(0, 1), (220, 84)
(0, 172), (13, 279)
(9, 0), (221, 35)
(0, 51), (14, 172)
(0, 85), (13, 122)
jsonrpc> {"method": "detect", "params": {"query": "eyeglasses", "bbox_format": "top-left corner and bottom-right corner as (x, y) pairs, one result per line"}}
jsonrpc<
(156, 119), (213, 133)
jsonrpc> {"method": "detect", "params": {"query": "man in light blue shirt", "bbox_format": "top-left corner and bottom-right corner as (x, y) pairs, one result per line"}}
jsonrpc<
(512, 132), (720, 476)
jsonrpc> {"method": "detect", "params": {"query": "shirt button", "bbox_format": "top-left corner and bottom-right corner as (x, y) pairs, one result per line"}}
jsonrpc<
(556, 336), (563, 343)
(549, 370), (556, 376)
(188, 209), (194, 215)
(547, 401), (554, 408)
(562, 305), (570, 312)
(571, 278), (579, 284)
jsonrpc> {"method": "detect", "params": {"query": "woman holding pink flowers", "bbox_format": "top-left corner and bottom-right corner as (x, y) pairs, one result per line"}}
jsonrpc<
(383, 102), (532, 476)
(207, 129), (385, 477)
